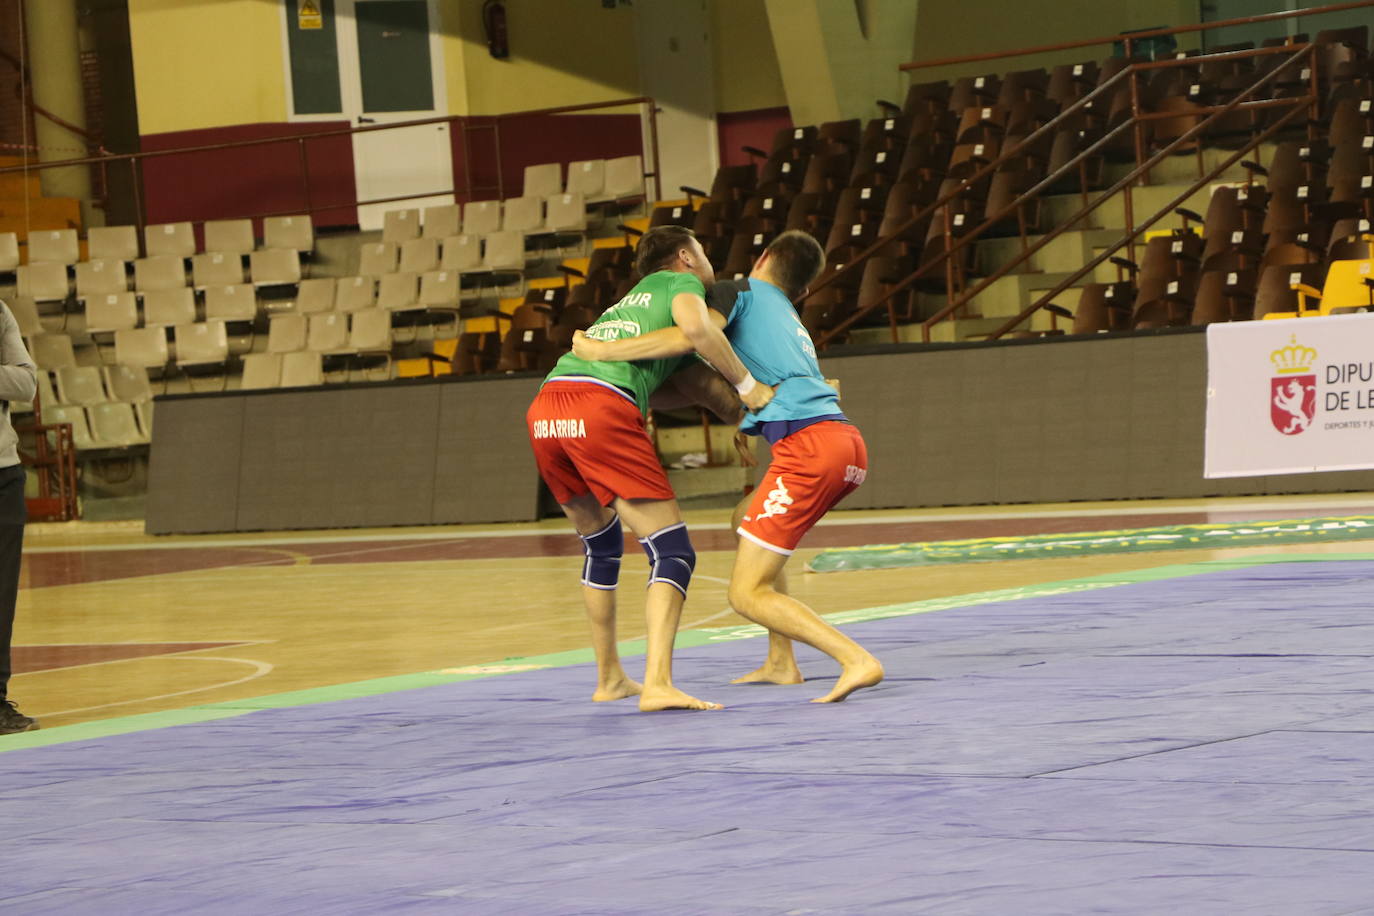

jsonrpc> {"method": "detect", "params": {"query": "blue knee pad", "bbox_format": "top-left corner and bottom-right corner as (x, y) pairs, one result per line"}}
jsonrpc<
(579, 515), (623, 590)
(639, 522), (696, 596)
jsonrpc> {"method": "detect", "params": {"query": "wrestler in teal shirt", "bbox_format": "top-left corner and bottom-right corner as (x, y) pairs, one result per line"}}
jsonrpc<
(706, 277), (847, 443)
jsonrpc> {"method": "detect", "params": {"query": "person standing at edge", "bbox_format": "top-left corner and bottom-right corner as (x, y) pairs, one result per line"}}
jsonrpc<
(572, 230), (883, 703)
(0, 297), (37, 734)
(526, 226), (773, 712)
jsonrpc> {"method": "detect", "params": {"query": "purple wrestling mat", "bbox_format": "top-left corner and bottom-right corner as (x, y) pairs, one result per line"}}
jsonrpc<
(4, 560), (1374, 913)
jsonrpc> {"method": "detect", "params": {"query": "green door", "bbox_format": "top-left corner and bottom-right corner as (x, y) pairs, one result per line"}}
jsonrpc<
(355, 0), (434, 113)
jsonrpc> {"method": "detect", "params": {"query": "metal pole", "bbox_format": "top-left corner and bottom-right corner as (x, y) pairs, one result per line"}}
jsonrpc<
(297, 137), (313, 220)
(647, 100), (662, 202)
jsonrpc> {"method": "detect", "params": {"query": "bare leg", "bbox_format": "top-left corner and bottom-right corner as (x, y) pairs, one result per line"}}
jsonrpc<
(728, 490), (802, 685)
(728, 541), (883, 703)
(613, 497), (721, 711)
(559, 494), (641, 702)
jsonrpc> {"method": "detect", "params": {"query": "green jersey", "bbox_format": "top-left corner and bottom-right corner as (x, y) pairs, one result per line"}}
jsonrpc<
(544, 269), (703, 415)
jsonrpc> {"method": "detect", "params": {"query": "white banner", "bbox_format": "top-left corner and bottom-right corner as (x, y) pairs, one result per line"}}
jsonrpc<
(1205, 312), (1374, 478)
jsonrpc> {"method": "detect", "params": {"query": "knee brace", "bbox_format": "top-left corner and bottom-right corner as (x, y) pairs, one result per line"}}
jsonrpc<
(639, 522), (696, 596)
(579, 514), (623, 590)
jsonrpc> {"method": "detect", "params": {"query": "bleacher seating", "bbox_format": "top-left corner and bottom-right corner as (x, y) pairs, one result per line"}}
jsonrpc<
(27, 30), (1373, 413)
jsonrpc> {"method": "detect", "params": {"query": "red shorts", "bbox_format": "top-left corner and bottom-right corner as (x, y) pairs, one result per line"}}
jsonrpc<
(527, 379), (674, 506)
(738, 421), (867, 555)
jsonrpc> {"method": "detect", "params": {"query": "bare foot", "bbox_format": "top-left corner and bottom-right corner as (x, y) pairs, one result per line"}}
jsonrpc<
(730, 661), (804, 685)
(592, 677), (642, 702)
(811, 655), (884, 703)
(638, 686), (723, 711)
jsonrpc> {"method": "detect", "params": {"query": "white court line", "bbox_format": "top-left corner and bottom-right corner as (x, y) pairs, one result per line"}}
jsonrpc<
(23, 655), (274, 718)
(27, 496), (1374, 555)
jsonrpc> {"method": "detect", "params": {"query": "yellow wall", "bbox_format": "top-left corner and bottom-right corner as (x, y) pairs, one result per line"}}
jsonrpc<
(449, 0), (641, 116)
(711, 0), (786, 113)
(128, 0), (288, 134)
(910, 0), (1202, 83)
(437, 1), (469, 117)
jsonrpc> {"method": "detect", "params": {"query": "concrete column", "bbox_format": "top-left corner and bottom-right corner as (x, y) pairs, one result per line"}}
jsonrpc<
(763, 0), (919, 125)
(24, 0), (94, 222)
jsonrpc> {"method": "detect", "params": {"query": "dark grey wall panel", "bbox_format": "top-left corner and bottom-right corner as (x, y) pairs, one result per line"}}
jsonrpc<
(147, 377), (543, 535)
(146, 398), (245, 534)
(147, 335), (1374, 535)
(432, 377), (543, 524)
(820, 333), (1374, 509)
(235, 386), (442, 531)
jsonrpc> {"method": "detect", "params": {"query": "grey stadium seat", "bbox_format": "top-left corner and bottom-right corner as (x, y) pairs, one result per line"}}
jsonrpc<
(565, 159), (606, 201)
(55, 366), (108, 407)
(16, 262), (70, 303)
(84, 292), (139, 335)
(75, 259), (129, 301)
(383, 208), (422, 244)
(133, 255), (187, 292)
(604, 155), (645, 201)
(28, 229), (79, 265)
(29, 334), (78, 370)
(306, 312), (349, 353)
(398, 237), (441, 274)
(502, 196), (545, 234)
(377, 272), (421, 312)
(41, 404), (97, 450)
(104, 365), (153, 402)
(88, 402), (148, 447)
(142, 287), (196, 328)
(0, 233), (19, 273)
(268, 314), (308, 353)
(357, 241), (398, 277)
(249, 249), (301, 286)
(462, 200), (502, 237)
(523, 162), (563, 199)
(144, 222), (195, 259)
(203, 219), (254, 255)
(440, 235), (482, 271)
(280, 350), (324, 387)
(239, 352), (282, 390)
(6, 295), (45, 337)
(334, 276), (376, 313)
(192, 251), (245, 289)
(294, 277), (337, 314)
(174, 321), (229, 367)
(114, 327), (170, 369)
(204, 284), (257, 322)
(263, 215), (314, 253)
(422, 204), (462, 240)
(86, 225), (140, 262)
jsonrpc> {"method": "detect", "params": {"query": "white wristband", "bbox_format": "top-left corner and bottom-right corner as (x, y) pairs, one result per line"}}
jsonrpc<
(734, 374), (757, 397)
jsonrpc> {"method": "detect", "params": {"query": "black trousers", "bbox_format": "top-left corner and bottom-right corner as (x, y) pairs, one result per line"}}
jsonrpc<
(0, 464), (27, 701)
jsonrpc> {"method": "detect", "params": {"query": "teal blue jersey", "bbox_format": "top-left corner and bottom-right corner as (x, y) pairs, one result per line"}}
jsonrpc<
(706, 278), (845, 438)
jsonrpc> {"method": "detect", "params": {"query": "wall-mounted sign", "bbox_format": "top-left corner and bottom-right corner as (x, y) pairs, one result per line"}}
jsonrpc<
(298, 0), (323, 30)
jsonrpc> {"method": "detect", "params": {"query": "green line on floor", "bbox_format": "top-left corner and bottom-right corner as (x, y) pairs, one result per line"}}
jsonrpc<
(5, 552), (1373, 753)
(806, 516), (1374, 572)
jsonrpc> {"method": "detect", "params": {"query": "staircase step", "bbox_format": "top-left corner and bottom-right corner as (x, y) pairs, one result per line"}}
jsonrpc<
(0, 197), (82, 236)
(0, 173), (43, 198)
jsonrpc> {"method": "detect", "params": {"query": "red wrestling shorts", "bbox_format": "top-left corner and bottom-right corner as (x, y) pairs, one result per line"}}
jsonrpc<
(738, 421), (867, 555)
(527, 378), (675, 506)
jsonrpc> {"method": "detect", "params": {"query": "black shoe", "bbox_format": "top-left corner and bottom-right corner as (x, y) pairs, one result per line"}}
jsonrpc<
(0, 699), (38, 734)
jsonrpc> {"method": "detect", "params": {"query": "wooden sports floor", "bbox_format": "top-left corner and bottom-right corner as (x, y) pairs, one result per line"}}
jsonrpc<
(10, 491), (1374, 731)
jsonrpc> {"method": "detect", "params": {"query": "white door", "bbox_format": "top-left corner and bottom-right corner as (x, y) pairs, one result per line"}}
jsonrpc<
(336, 0), (452, 230)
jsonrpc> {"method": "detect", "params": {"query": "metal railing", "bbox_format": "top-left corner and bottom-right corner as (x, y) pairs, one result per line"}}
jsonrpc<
(0, 96), (662, 240)
(804, 0), (1374, 347)
(17, 416), (80, 522)
(930, 45), (1315, 341)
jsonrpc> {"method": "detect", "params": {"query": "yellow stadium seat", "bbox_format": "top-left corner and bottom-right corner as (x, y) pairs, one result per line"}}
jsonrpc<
(1271, 258), (1374, 320)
